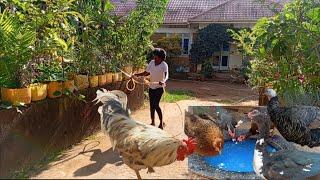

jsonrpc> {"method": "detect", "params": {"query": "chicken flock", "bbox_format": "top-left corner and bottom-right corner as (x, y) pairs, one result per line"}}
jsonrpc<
(94, 88), (320, 179)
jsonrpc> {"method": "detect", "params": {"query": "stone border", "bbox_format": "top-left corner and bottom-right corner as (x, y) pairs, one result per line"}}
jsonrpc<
(0, 81), (144, 177)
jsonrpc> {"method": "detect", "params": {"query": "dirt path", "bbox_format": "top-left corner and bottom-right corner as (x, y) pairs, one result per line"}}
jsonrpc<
(32, 80), (258, 179)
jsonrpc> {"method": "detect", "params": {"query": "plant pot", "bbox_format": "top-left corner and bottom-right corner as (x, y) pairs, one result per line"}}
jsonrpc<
(112, 73), (118, 83)
(30, 83), (47, 101)
(63, 80), (75, 92)
(67, 73), (76, 81)
(98, 74), (107, 86)
(1, 87), (32, 105)
(117, 72), (123, 82)
(89, 75), (99, 88)
(47, 81), (63, 98)
(123, 66), (133, 80)
(75, 75), (89, 90)
(105, 73), (113, 84)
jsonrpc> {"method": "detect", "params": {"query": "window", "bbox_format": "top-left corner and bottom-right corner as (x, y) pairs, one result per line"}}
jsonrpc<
(181, 33), (191, 55)
(182, 38), (190, 55)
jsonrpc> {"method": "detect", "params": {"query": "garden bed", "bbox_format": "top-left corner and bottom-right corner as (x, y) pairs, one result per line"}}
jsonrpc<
(0, 81), (144, 178)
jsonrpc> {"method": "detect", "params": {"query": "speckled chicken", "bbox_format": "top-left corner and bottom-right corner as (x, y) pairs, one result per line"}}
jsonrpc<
(185, 111), (224, 156)
(265, 89), (320, 148)
(94, 89), (196, 180)
(237, 106), (275, 142)
(248, 108), (320, 180)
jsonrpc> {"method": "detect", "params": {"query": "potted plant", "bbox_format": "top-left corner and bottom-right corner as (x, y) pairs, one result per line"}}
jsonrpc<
(104, 63), (113, 84)
(36, 61), (66, 98)
(63, 60), (77, 93)
(27, 58), (48, 102)
(98, 66), (107, 86)
(0, 11), (36, 105)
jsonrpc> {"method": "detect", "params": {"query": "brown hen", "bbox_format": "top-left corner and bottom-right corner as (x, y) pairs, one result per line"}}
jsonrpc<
(185, 111), (224, 156)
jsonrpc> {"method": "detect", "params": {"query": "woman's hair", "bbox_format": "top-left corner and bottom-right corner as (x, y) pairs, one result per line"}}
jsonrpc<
(153, 48), (166, 61)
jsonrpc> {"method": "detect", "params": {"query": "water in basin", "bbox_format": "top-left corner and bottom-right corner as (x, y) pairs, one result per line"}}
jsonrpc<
(203, 139), (277, 173)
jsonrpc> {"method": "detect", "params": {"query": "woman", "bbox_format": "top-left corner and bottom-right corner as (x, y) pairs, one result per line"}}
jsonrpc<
(134, 48), (169, 129)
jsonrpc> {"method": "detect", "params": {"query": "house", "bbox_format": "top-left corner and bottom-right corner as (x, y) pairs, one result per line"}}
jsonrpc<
(111, 0), (291, 72)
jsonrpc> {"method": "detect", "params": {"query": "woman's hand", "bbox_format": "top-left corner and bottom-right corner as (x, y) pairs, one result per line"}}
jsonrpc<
(159, 81), (164, 85)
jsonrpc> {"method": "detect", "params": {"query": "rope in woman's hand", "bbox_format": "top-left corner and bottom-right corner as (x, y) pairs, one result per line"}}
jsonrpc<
(116, 67), (161, 92)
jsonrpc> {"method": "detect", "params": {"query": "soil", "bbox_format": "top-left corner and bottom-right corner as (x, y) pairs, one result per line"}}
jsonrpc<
(31, 80), (319, 179)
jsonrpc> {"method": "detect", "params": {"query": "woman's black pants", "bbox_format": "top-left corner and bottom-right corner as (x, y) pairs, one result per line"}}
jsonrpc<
(148, 87), (164, 124)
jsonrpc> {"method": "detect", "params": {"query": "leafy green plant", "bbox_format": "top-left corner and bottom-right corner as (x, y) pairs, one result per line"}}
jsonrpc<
(36, 61), (66, 82)
(231, 0), (320, 97)
(201, 59), (214, 78)
(0, 9), (36, 88)
(111, 0), (169, 69)
(154, 34), (182, 57)
(4, 0), (80, 57)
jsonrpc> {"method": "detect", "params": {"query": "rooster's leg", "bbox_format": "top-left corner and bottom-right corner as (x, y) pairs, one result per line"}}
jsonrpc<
(135, 170), (142, 180)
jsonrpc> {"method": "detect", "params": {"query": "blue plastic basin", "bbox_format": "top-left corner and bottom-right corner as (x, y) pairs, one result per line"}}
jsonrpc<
(203, 139), (277, 173)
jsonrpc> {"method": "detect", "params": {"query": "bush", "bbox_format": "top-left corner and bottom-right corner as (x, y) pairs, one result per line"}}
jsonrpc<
(231, 0), (320, 97)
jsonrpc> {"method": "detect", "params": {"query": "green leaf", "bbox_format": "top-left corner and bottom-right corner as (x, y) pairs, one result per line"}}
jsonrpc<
(53, 91), (62, 96)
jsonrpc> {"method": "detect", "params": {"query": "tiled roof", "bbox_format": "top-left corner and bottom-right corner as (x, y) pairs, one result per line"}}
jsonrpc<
(163, 0), (229, 24)
(110, 0), (291, 24)
(189, 0), (284, 22)
(110, 0), (136, 17)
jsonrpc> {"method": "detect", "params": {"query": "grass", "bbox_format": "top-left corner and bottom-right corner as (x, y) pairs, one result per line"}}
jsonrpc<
(162, 89), (195, 103)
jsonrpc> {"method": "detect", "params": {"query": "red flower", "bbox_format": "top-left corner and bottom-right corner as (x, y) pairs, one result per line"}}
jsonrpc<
(298, 74), (305, 83)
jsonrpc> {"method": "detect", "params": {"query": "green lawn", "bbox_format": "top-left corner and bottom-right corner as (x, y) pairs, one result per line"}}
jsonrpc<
(162, 89), (195, 103)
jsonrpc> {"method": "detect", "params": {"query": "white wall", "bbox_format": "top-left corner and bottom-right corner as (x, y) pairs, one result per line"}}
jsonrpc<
(229, 44), (243, 69)
(155, 27), (197, 34)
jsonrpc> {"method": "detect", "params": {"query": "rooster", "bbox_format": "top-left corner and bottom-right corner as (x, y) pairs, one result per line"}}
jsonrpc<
(94, 89), (196, 180)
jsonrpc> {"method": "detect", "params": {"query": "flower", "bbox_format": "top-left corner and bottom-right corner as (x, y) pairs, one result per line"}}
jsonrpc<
(298, 74), (305, 84)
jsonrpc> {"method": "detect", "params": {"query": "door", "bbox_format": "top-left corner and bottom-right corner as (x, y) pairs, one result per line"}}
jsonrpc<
(220, 56), (229, 70)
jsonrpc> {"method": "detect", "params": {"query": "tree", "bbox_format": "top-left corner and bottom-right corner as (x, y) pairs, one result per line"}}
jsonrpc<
(190, 24), (235, 64)
(231, 0), (320, 104)
(153, 34), (182, 73)
(112, 0), (169, 69)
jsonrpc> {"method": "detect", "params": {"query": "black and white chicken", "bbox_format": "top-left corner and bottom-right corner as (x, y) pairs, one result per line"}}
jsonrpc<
(265, 88), (320, 148)
(248, 109), (320, 180)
